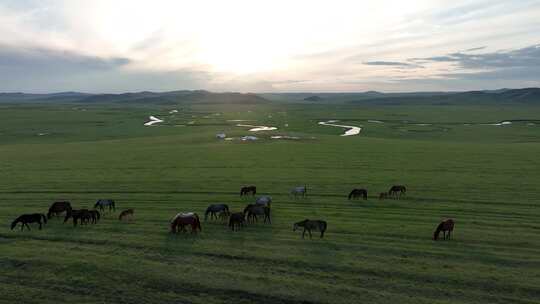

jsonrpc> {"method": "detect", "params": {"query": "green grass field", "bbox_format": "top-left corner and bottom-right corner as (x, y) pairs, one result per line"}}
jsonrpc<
(1, 102), (540, 303)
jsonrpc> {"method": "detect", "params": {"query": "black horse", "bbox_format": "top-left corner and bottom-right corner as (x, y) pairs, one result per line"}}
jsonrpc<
(94, 199), (116, 211)
(205, 204), (230, 221)
(388, 185), (407, 199)
(229, 212), (245, 231)
(11, 213), (47, 231)
(64, 209), (91, 227)
(348, 189), (368, 200)
(240, 186), (257, 196)
(243, 204), (271, 224)
(47, 201), (72, 219)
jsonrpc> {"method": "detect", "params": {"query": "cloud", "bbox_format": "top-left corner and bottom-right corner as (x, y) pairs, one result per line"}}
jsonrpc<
(363, 61), (417, 67)
(412, 44), (540, 69)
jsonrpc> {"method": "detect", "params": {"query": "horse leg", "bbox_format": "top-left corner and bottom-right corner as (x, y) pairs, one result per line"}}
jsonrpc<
(39, 221), (42, 230)
(308, 229), (313, 239)
(25, 223), (31, 231)
(302, 229), (306, 239)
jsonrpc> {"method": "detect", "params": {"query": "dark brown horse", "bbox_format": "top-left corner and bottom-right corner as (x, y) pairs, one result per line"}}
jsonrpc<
(240, 186), (257, 196)
(64, 209), (91, 227)
(293, 219), (327, 239)
(243, 204), (271, 224)
(388, 185), (406, 199)
(348, 189), (367, 200)
(47, 201), (72, 219)
(433, 219), (455, 241)
(87, 210), (100, 224)
(119, 209), (134, 221)
(11, 213), (47, 231)
(228, 212), (245, 231)
(170, 213), (202, 234)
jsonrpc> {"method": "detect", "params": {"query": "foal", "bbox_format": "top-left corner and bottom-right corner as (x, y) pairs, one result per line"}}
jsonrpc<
(348, 189), (367, 200)
(119, 209), (134, 221)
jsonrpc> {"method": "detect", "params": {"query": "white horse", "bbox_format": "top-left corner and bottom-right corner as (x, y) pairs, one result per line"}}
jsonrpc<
(255, 196), (272, 207)
(170, 212), (195, 223)
(291, 186), (307, 198)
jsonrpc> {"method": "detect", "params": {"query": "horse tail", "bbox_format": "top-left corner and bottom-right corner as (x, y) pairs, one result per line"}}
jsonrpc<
(348, 190), (354, 200)
(304, 185), (307, 195)
(364, 190), (368, 200)
(240, 188), (244, 196)
(433, 222), (443, 240)
(197, 217), (202, 231)
(320, 221), (327, 238)
(112, 200), (116, 211)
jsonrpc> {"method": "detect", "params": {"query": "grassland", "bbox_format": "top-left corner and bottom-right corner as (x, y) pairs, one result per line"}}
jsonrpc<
(1, 101), (539, 303)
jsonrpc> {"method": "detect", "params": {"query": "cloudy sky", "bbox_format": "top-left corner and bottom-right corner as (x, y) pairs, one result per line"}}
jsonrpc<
(1, 0), (539, 93)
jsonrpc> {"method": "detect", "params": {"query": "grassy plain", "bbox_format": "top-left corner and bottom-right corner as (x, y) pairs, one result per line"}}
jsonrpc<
(1, 101), (539, 303)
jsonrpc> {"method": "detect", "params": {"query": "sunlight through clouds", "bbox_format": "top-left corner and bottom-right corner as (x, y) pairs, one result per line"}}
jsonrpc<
(0, 0), (539, 92)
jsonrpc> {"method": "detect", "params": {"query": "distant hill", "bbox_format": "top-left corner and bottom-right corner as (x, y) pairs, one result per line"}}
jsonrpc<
(347, 88), (540, 105)
(1, 88), (538, 105)
(0, 90), (268, 105)
(304, 95), (322, 101)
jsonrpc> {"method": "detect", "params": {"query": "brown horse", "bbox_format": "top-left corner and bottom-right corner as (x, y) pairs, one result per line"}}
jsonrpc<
(240, 186), (257, 196)
(119, 209), (134, 221)
(228, 212), (245, 231)
(388, 185), (406, 199)
(433, 219), (455, 241)
(11, 213), (47, 231)
(47, 201), (72, 219)
(348, 189), (367, 200)
(64, 209), (91, 227)
(379, 192), (389, 200)
(170, 213), (202, 234)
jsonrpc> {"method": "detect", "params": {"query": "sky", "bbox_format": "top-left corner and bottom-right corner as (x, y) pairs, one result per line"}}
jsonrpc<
(0, 0), (539, 93)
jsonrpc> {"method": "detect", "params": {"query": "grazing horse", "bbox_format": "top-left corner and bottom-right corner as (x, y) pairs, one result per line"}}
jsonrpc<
(388, 185), (406, 199)
(379, 192), (389, 200)
(240, 186), (257, 196)
(64, 209), (91, 227)
(433, 219), (455, 241)
(291, 185), (307, 198)
(87, 210), (100, 224)
(170, 213), (201, 234)
(255, 196), (272, 207)
(11, 214), (47, 231)
(293, 219), (327, 239)
(205, 204), (230, 221)
(118, 209), (134, 221)
(94, 199), (116, 212)
(228, 212), (245, 231)
(348, 189), (368, 200)
(243, 204), (271, 224)
(47, 201), (72, 219)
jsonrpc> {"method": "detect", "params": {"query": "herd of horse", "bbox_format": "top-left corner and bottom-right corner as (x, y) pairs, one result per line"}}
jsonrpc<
(9, 184), (454, 240)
